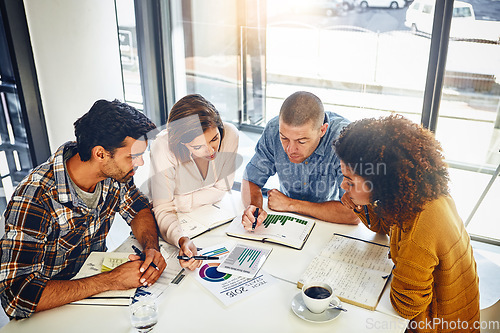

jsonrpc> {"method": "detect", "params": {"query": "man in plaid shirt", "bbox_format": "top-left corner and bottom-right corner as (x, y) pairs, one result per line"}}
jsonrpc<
(0, 100), (166, 319)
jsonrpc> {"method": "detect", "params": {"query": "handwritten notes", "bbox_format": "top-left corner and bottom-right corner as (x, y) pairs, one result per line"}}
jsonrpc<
(298, 234), (393, 310)
(178, 194), (239, 238)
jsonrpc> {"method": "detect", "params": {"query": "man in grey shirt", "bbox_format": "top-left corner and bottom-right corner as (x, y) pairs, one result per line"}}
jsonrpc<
(241, 91), (358, 229)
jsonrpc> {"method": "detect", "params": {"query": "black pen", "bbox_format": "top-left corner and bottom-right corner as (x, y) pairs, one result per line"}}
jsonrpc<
(177, 255), (220, 260)
(252, 207), (259, 230)
(363, 205), (371, 227)
(132, 245), (159, 270)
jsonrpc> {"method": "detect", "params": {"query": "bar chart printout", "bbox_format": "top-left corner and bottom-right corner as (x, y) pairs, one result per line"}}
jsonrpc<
(217, 244), (272, 279)
(194, 243), (276, 306)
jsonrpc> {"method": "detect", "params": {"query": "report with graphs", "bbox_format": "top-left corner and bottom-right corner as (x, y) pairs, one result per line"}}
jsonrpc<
(217, 244), (272, 279)
(225, 211), (315, 250)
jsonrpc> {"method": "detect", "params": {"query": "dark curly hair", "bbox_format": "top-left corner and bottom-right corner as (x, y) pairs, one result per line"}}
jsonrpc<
(334, 115), (449, 229)
(74, 99), (157, 161)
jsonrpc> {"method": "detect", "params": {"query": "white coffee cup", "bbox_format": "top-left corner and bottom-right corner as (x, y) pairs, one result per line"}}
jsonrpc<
(301, 282), (335, 314)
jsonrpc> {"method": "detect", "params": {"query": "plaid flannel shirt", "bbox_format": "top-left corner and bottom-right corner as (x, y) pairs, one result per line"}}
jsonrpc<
(0, 142), (150, 319)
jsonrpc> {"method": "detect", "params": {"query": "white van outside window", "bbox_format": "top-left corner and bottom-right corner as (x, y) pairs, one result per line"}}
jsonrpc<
(405, 0), (475, 38)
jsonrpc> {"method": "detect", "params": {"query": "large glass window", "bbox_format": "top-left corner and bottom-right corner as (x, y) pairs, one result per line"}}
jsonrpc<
(436, 2), (500, 242)
(0, 4), (43, 213)
(168, 0), (241, 123)
(264, 0), (427, 126)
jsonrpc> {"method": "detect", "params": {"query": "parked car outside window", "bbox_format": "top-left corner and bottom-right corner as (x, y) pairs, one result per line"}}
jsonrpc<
(354, 0), (406, 9)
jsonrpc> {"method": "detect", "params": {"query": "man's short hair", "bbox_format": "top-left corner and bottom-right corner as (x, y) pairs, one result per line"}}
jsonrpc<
(74, 99), (157, 161)
(279, 91), (324, 129)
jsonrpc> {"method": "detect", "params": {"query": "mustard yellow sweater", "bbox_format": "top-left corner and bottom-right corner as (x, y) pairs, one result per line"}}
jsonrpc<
(356, 196), (480, 332)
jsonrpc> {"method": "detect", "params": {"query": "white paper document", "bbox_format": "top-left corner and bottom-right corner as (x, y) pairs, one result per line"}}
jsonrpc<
(193, 243), (276, 306)
(217, 244), (272, 279)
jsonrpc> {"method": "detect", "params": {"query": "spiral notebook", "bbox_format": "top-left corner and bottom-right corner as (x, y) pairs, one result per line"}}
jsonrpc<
(297, 233), (394, 310)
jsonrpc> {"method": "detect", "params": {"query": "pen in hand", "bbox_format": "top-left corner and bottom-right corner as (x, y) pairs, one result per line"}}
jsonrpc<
(132, 245), (159, 270)
(252, 207), (259, 230)
(177, 255), (220, 260)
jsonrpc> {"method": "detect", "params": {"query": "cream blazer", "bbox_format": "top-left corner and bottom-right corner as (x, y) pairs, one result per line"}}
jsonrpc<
(149, 122), (239, 245)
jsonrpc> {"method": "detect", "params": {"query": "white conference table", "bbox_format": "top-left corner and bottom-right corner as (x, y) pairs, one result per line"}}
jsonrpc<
(1, 197), (408, 333)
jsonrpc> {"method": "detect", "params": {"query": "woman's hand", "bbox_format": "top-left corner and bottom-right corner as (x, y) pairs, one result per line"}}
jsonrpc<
(178, 237), (202, 270)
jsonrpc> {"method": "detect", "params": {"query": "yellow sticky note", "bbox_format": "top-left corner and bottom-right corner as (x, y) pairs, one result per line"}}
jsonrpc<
(101, 257), (129, 272)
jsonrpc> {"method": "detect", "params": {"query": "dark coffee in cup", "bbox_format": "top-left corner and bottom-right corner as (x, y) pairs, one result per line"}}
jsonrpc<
(304, 286), (331, 299)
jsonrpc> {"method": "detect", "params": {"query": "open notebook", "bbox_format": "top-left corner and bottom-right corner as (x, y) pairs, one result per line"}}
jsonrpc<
(71, 237), (183, 306)
(178, 193), (240, 238)
(225, 211), (315, 250)
(71, 252), (135, 305)
(297, 233), (394, 310)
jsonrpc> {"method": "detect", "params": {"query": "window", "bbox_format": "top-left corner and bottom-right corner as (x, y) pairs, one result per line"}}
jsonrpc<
(115, 0), (143, 109)
(436, 6), (500, 242)
(0, 2), (49, 212)
(453, 7), (471, 18)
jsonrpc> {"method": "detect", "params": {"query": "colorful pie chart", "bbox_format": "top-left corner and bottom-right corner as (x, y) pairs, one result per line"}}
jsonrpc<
(199, 263), (231, 282)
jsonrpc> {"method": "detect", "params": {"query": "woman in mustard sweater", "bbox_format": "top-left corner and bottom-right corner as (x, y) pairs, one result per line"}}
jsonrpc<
(334, 115), (480, 332)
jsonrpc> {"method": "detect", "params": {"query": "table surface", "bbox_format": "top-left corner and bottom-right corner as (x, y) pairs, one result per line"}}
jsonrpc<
(1, 194), (408, 333)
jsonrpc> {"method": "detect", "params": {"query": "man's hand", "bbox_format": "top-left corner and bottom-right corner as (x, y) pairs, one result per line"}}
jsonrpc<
(267, 189), (293, 212)
(128, 248), (166, 287)
(106, 260), (145, 290)
(178, 237), (202, 271)
(241, 204), (268, 231)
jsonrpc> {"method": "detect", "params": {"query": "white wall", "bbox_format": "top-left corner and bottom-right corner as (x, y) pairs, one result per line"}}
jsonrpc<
(23, 0), (124, 152)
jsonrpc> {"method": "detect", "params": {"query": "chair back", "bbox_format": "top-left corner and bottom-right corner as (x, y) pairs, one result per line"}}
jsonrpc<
(480, 299), (500, 332)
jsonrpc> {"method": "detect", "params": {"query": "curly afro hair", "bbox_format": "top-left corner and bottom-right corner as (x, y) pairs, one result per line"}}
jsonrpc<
(334, 115), (449, 229)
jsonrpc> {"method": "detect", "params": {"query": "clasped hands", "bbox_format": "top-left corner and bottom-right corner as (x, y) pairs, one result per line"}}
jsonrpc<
(109, 247), (165, 290)
(128, 247), (166, 286)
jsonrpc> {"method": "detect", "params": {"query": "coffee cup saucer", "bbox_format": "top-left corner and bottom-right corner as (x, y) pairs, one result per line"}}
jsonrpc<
(291, 292), (342, 323)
